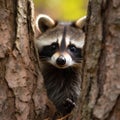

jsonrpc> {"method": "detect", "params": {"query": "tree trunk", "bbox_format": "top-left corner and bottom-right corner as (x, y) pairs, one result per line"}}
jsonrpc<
(72, 0), (120, 120)
(0, 0), (47, 120)
(0, 0), (120, 120)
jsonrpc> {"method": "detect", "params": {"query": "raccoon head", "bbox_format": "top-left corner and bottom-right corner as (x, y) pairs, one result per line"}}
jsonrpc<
(35, 14), (86, 69)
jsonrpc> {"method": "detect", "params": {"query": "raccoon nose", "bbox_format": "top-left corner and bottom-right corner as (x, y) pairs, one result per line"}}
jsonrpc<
(56, 56), (66, 66)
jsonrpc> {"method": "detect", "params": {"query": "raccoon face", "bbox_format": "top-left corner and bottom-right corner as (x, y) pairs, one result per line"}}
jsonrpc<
(35, 14), (86, 69)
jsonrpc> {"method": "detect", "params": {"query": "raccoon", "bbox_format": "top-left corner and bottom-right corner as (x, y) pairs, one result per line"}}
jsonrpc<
(35, 14), (86, 116)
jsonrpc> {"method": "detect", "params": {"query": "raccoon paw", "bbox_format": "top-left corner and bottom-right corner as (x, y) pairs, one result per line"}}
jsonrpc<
(63, 98), (76, 114)
(66, 98), (76, 106)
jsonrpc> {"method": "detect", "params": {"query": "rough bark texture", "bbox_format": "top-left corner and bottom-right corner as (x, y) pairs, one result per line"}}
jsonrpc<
(93, 1), (120, 119)
(73, 0), (120, 120)
(0, 0), (47, 120)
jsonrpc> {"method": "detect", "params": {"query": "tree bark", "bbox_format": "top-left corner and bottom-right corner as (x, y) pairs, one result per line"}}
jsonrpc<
(72, 0), (120, 120)
(0, 0), (47, 120)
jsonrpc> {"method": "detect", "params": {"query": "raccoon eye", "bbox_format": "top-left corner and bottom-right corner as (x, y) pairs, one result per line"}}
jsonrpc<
(68, 44), (77, 53)
(50, 43), (58, 51)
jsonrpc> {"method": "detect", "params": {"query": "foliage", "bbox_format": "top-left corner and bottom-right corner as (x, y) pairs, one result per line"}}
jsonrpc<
(34, 0), (88, 20)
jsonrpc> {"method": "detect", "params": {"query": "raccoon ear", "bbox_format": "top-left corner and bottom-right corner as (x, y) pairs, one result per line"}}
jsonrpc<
(36, 14), (56, 33)
(74, 16), (86, 30)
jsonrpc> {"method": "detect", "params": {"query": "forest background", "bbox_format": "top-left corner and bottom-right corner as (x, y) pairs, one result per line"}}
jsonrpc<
(34, 0), (88, 20)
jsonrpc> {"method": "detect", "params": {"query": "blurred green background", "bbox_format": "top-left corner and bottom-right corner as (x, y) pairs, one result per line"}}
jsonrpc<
(34, 0), (88, 20)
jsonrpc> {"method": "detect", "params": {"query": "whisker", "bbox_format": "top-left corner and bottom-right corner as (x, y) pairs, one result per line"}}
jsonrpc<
(74, 58), (83, 63)
(39, 56), (50, 62)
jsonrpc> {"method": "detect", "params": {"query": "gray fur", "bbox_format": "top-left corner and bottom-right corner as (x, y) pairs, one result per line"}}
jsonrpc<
(35, 14), (86, 116)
